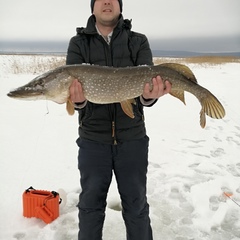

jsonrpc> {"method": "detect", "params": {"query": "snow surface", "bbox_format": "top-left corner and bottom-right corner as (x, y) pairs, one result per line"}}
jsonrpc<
(0, 55), (240, 240)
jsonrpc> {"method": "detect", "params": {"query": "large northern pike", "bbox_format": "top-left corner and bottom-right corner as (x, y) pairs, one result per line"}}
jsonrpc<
(7, 63), (225, 128)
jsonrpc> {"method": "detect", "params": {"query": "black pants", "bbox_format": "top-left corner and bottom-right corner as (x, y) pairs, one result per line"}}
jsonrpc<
(77, 136), (153, 240)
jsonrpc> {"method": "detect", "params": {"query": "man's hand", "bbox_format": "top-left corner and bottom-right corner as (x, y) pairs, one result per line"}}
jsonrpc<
(69, 79), (86, 103)
(142, 75), (171, 100)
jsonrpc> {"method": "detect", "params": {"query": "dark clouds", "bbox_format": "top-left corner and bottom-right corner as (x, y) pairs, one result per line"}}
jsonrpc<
(0, 0), (239, 53)
(149, 35), (240, 52)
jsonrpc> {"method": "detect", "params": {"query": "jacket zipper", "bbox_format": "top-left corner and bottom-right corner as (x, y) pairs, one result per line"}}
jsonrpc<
(103, 37), (117, 145)
(112, 120), (117, 145)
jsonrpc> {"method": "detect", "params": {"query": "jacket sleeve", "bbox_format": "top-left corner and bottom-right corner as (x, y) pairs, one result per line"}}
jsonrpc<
(131, 33), (157, 107)
(129, 32), (153, 67)
(66, 36), (85, 65)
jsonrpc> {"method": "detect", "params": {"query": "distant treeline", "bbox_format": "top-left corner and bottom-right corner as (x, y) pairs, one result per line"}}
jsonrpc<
(152, 50), (240, 58)
(1, 50), (240, 58)
(1, 40), (240, 58)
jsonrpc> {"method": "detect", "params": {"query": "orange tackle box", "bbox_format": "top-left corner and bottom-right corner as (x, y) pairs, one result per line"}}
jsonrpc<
(23, 186), (62, 224)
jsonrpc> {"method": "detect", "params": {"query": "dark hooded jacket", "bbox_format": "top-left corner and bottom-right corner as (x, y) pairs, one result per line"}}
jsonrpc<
(66, 15), (156, 144)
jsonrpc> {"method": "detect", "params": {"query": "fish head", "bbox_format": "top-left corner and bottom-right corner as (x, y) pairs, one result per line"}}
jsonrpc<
(7, 67), (73, 103)
(7, 77), (48, 101)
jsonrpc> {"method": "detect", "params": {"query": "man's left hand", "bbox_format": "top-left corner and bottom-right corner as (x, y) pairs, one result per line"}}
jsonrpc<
(142, 75), (171, 99)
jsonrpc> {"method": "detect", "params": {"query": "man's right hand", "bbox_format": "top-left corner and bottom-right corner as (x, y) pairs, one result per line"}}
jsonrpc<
(69, 79), (86, 103)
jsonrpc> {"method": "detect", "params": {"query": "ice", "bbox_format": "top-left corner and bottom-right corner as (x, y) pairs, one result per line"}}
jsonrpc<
(0, 55), (240, 239)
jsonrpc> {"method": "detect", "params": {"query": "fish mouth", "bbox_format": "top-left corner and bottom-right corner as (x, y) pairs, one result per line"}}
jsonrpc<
(7, 89), (45, 100)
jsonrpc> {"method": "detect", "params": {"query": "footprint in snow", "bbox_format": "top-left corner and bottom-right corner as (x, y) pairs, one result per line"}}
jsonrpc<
(149, 162), (161, 168)
(210, 148), (225, 158)
(226, 164), (240, 177)
(226, 136), (240, 146)
(13, 232), (26, 240)
(188, 162), (200, 169)
(209, 195), (220, 211)
(107, 200), (122, 211)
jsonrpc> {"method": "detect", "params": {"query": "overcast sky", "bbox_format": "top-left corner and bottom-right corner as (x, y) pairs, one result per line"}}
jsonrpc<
(0, 0), (240, 52)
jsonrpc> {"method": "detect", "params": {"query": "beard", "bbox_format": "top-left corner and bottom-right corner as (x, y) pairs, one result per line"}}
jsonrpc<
(96, 13), (120, 28)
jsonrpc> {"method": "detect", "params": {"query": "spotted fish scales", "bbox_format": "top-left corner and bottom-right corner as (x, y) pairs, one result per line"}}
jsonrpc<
(7, 63), (226, 128)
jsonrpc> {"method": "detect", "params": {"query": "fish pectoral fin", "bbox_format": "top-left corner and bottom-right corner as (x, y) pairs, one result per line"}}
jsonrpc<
(169, 90), (186, 105)
(66, 97), (75, 115)
(120, 99), (136, 118)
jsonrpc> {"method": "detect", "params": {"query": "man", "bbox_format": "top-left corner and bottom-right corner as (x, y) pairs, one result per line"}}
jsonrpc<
(66, 0), (171, 239)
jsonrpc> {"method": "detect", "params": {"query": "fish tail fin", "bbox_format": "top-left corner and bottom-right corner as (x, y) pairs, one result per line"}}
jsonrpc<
(199, 90), (225, 128)
(66, 97), (75, 115)
(200, 108), (206, 129)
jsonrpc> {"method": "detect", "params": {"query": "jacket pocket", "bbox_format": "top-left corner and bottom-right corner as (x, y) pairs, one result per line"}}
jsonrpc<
(78, 102), (93, 126)
(132, 98), (144, 118)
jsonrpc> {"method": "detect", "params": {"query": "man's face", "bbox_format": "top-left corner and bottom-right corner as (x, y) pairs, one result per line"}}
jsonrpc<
(93, 0), (120, 27)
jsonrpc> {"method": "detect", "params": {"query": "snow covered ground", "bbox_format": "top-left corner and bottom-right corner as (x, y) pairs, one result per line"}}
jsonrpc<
(0, 55), (240, 240)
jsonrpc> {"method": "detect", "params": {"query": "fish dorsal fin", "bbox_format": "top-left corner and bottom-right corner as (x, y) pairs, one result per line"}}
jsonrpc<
(161, 63), (198, 83)
(120, 99), (136, 118)
(66, 97), (75, 115)
(169, 90), (186, 105)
